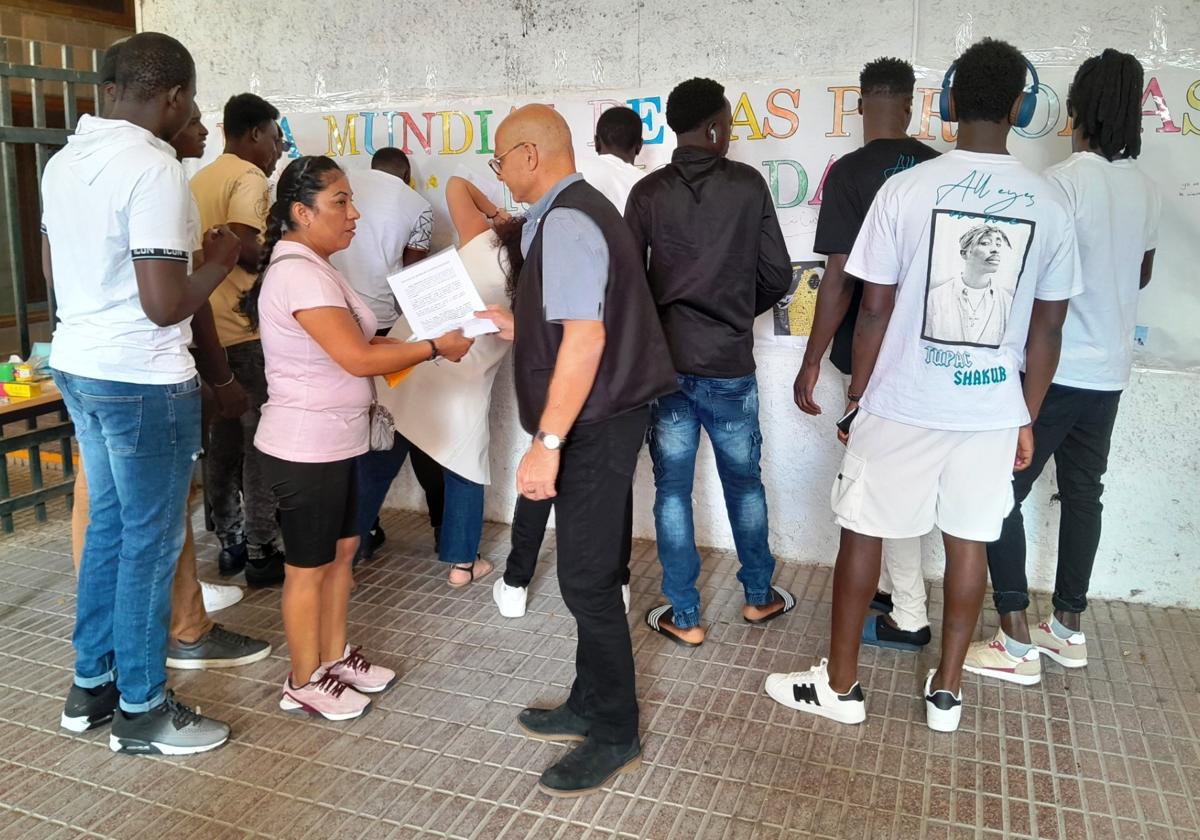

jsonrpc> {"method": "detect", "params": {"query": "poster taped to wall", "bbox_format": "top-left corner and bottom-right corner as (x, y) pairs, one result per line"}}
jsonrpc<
(773, 261), (825, 342)
(201, 68), (1200, 373)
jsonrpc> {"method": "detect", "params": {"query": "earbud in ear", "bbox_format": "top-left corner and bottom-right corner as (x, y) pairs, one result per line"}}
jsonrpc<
(709, 128), (718, 143)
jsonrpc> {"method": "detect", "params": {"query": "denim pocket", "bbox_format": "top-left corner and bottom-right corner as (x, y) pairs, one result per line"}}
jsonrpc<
(748, 429), (764, 480)
(167, 377), (203, 452)
(709, 376), (757, 430)
(830, 451), (867, 523)
(78, 394), (143, 455)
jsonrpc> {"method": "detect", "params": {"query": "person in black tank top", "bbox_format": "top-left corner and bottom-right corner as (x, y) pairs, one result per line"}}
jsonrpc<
(793, 58), (940, 654)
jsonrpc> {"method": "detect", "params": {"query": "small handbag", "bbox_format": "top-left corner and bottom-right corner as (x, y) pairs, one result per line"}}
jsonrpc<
(366, 376), (396, 451)
(341, 294), (395, 452)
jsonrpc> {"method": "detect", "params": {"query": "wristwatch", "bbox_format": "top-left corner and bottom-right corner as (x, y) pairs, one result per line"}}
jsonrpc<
(535, 430), (564, 450)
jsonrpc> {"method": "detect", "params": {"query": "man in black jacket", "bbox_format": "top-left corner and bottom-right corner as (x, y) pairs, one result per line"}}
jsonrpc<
(626, 77), (794, 648)
(481, 104), (676, 797)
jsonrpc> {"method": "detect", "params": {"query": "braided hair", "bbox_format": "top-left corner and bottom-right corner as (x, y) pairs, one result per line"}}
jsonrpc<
(1067, 49), (1144, 160)
(239, 155), (343, 330)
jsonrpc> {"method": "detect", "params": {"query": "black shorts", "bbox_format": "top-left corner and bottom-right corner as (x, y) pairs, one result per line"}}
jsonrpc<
(261, 452), (359, 568)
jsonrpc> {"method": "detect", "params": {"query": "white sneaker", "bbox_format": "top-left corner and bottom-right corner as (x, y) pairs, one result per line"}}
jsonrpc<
(200, 581), (243, 613)
(764, 658), (866, 724)
(924, 670), (963, 732)
(622, 584), (630, 615)
(493, 578), (527, 618)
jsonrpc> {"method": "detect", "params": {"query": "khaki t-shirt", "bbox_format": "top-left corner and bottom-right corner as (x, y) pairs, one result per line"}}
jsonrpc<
(190, 153), (269, 346)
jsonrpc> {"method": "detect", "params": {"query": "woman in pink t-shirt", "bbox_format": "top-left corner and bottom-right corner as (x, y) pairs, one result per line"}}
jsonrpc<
(241, 156), (472, 721)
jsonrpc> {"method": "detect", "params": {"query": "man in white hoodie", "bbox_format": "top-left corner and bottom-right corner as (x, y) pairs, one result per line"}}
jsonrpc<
(42, 32), (242, 756)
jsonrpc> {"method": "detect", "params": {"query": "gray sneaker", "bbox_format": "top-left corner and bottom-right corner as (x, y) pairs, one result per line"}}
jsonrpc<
(166, 624), (271, 670)
(109, 691), (230, 755)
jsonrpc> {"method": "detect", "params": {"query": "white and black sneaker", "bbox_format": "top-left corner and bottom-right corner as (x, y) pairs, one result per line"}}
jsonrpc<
(924, 669), (963, 732)
(764, 658), (866, 724)
(109, 691), (230, 755)
(61, 681), (119, 733)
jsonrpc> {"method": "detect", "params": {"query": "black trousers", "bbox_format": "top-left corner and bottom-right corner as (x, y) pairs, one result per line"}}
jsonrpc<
(373, 327), (443, 529)
(504, 486), (633, 588)
(553, 408), (647, 744)
(987, 383), (1122, 616)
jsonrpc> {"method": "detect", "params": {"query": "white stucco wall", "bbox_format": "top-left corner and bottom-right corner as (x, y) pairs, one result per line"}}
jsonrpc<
(138, 0), (1200, 608)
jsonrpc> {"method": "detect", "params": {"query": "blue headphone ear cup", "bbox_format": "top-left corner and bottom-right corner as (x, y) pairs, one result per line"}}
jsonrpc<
(938, 61), (957, 123)
(1013, 58), (1040, 128)
(1014, 91), (1037, 128)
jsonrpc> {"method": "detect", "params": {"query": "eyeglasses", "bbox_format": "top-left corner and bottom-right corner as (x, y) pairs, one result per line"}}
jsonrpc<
(488, 141), (534, 175)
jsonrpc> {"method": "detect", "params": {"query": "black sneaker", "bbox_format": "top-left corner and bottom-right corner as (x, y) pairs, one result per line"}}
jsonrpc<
(61, 681), (119, 733)
(357, 521), (387, 565)
(369, 521), (386, 553)
(244, 544), (286, 587)
(537, 736), (642, 797)
(861, 614), (932, 652)
(109, 691), (230, 755)
(870, 590), (893, 613)
(218, 541), (248, 577)
(166, 624), (272, 670)
(518, 703), (590, 742)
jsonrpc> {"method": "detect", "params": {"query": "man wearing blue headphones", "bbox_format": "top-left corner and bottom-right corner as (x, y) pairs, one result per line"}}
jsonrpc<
(766, 38), (1082, 733)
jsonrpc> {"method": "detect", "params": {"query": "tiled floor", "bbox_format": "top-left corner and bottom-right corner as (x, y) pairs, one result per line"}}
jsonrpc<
(1, 499), (1199, 839)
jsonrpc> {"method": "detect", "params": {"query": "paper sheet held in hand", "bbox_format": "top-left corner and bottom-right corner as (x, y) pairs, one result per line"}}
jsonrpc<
(385, 247), (499, 340)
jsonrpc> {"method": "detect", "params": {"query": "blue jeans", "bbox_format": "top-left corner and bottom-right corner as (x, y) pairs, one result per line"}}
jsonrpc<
(650, 373), (775, 629)
(53, 370), (201, 712)
(355, 433), (483, 564)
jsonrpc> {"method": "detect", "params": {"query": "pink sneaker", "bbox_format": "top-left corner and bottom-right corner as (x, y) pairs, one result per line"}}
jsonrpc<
(325, 646), (397, 694)
(279, 671), (371, 720)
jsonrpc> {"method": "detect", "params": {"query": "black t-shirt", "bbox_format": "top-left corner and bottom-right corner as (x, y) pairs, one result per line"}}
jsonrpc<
(814, 137), (940, 373)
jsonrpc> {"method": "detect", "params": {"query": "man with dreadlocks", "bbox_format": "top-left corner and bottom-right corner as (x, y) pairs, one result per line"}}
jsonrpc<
(966, 49), (1161, 684)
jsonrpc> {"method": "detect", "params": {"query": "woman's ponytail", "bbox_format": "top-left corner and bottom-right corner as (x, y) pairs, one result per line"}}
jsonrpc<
(239, 205), (286, 331)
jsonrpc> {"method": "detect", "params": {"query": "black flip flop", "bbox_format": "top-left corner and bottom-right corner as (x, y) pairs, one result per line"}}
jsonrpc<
(744, 585), (796, 625)
(645, 605), (703, 648)
(448, 556), (494, 589)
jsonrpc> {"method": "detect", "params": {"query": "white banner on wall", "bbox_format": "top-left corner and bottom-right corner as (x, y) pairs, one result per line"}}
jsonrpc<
(203, 68), (1200, 371)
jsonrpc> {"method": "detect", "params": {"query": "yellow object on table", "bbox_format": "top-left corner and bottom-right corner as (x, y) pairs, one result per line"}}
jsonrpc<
(13, 364), (35, 381)
(4, 381), (42, 398)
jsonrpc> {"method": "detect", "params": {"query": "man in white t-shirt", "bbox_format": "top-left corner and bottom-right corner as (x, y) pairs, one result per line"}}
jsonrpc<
(331, 147), (433, 329)
(329, 147), (441, 560)
(576, 106), (645, 213)
(967, 49), (1161, 685)
(764, 38), (1082, 732)
(43, 32), (242, 755)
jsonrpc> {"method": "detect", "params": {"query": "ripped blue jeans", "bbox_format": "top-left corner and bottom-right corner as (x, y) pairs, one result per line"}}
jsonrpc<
(53, 370), (201, 712)
(649, 373), (775, 629)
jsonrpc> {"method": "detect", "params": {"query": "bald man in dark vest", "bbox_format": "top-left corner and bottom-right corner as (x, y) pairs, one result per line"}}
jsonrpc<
(478, 104), (676, 797)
